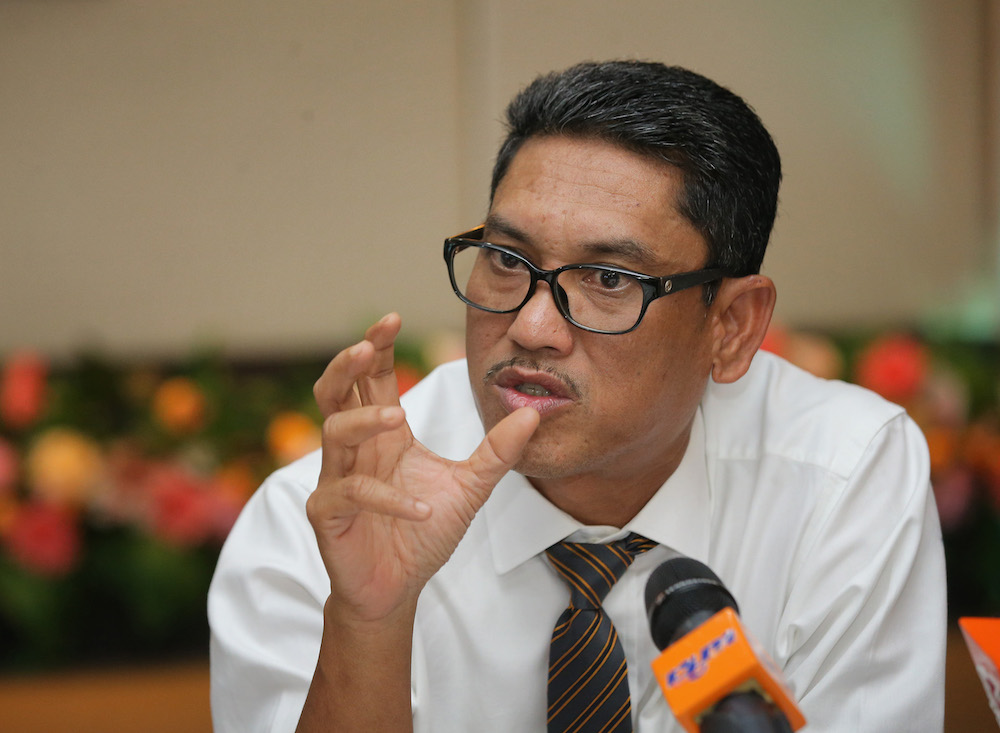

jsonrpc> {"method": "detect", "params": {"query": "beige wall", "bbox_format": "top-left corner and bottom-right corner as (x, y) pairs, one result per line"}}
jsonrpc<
(0, 0), (994, 358)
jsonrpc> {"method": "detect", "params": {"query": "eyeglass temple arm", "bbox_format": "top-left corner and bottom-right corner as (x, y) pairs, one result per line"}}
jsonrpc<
(447, 224), (485, 241)
(663, 268), (726, 294)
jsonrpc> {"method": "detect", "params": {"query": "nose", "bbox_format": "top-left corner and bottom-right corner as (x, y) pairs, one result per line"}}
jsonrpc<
(505, 280), (575, 354)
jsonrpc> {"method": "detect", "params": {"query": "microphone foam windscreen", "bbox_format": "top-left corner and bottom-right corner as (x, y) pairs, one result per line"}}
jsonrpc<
(645, 557), (739, 649)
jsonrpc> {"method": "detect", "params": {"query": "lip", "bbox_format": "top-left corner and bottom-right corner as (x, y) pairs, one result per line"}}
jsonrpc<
(489, 365), (577, 417)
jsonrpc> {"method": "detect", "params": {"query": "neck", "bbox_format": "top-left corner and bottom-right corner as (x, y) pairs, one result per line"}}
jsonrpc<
(527, 426), (691, 527)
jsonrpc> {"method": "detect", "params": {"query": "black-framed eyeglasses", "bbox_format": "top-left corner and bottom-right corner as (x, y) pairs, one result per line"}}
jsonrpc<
(443, 226), (725, 335)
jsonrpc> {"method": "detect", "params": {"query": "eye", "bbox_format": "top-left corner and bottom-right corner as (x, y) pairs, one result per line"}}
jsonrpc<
(483, 247), (527, 277)
(573, 267), (640, 301)
(498, 251), (521, 269)
(598, 270), (622, 289)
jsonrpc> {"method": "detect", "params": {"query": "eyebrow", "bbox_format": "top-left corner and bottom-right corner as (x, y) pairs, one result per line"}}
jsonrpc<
(483, 213), (662, 269)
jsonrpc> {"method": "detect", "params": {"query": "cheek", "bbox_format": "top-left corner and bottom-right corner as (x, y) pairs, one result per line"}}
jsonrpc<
(464, 310), (514, 422)
(588, 328), (711, 417)
(464, 309), (505, 364)
(595, 359), (704, 449)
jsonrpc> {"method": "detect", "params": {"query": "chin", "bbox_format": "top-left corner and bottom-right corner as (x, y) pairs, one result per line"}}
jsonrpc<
(513, 457), (560, 479)
(511, 441), (582, 480)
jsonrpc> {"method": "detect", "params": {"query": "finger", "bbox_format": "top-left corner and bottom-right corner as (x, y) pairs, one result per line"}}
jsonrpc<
(357, 313), (403, 407)
(307, 473), (431, 532)
(313, 339), (375, 416)
(319, 406), (406, 477)
(462, 407), (540, 497)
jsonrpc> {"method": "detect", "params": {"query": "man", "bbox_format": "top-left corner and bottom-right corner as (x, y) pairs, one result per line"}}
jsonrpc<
(210, 61), (946, 732)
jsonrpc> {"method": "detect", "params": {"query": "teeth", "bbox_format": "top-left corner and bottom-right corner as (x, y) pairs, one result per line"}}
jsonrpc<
(517, 382), (551, 397)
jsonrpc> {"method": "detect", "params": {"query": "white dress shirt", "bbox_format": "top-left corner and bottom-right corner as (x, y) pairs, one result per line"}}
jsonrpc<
(209, 351), (946, 732)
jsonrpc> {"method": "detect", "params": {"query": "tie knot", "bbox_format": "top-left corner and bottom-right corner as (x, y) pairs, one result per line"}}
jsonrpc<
(546, 533), (656, 610)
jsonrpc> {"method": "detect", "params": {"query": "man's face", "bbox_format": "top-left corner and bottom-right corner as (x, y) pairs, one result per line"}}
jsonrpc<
(466, 135), (718, 494)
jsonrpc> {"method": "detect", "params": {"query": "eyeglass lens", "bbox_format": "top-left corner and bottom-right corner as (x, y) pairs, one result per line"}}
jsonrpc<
(450, 244), (645, 332)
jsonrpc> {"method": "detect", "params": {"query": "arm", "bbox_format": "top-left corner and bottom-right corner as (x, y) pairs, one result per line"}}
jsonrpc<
(780, 414), (946, 731)
(295, 313), (538, 731)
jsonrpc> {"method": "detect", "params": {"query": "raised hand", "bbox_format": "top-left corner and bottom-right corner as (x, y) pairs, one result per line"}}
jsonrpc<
(307, 313), (539, 626)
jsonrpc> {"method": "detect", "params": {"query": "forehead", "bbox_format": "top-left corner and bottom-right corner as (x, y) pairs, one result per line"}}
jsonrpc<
(488, 136), (706, 268)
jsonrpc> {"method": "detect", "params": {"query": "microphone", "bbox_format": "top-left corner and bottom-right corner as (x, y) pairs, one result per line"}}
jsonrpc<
(645, 558), (806, 732)
(958, 617), (1000, 725)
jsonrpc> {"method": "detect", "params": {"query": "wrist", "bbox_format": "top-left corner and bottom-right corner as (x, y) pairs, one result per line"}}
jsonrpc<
(298, 594), (416, 732)
(323, 592), (419, 640)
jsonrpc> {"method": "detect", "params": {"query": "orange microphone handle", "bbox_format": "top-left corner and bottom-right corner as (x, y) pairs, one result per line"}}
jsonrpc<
(650, 608), (805, 732)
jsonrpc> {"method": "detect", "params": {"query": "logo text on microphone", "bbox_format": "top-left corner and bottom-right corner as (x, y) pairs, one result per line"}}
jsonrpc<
(665, 629), (737, 687)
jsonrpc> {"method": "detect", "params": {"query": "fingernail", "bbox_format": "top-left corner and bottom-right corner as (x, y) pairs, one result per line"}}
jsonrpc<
(380, 407), (403, 421)
(413, 499), (430, 516)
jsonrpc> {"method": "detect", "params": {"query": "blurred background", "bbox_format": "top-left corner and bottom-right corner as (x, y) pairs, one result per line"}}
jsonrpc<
(1, 0), (998, 731)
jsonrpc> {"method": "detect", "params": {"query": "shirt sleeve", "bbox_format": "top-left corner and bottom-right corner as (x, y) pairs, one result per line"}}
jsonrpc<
(777, 413), (946, 731)
(208, 461), (327, 733)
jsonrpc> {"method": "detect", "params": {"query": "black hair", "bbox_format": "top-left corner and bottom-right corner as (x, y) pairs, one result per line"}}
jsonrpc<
(490, 61), (782, 278)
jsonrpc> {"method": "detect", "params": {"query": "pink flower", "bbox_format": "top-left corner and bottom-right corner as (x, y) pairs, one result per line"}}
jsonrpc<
(144, 464), (216, 547)
(932, 467), (974, 532)
(854, 334), (929, 404)
(921, 368), (969, 428)
(206, 486), (244, 542)
(96, 444), (157, 524)
(0, 351), (48, 429)
(3, 501), (82, 577)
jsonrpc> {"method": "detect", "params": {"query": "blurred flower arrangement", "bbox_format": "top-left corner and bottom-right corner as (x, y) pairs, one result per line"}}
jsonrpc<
(0, 326), (995, 670)
(762, 325), (1000, 617)
(0, 332), (464, 672)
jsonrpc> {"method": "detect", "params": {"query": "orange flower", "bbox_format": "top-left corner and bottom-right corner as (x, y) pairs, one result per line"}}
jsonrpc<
(963, 420), (1000, 475)
(759, 324), (789, 358)
(3, 501), (81, 577)
(0, 351), (48, 429)
(854, 334), (929, 404)
(152, 377), (207, 434)
(784, 332), (843, 380)
(0, 496), (18, 536)
(26, 428), (104, 506)
(924, 425), (960, 476)
(267, 411), (321, 466)
(213, 460), (258, 506)
(395, 364), (423, 396)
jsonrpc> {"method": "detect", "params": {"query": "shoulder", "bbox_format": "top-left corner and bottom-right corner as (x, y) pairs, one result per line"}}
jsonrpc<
(216, 449), (323, 565)
(702, 350), (913, 479)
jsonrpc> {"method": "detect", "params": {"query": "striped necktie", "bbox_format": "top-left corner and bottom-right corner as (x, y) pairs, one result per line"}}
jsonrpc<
(546, 533), (657, 733)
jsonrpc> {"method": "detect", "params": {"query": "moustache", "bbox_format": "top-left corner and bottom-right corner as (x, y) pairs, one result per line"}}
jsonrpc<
(482, 357), (583, 400)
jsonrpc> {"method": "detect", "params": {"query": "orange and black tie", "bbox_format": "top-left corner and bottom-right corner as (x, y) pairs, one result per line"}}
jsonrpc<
(546, 533), (657, 733)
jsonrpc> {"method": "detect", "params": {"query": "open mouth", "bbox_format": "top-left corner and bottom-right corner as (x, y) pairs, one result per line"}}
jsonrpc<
(514, 382), (552, 397)
(484, 360), (580, 415)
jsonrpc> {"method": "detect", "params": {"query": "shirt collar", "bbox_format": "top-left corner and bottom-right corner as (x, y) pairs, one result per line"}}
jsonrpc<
(484, 408), (711, 574)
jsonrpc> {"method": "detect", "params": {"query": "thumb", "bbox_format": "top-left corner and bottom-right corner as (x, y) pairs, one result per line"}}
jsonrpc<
(463, 407), (540, 492)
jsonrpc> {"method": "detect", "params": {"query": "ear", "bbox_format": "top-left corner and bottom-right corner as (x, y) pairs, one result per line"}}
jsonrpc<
(709, 275), (776, 384)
